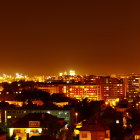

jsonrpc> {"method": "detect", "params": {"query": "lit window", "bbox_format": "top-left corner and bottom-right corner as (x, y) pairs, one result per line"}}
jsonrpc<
(7, 116), (11, 119)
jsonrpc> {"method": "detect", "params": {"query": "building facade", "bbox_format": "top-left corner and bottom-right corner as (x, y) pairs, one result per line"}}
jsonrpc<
(62, 85), (102, 101)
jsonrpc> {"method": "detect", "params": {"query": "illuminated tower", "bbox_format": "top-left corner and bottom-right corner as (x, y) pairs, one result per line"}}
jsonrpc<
(69, 70), (76, 76)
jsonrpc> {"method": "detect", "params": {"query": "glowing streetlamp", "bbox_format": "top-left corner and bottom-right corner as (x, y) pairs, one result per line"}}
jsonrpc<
(116, 120), (119, 124)
(136, 103), (139, 109)
(75, 112), (78, 124)
(126, 112), (129, 116)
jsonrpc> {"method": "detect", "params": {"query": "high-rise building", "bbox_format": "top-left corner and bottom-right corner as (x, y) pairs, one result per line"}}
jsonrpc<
(100, 83), (125, 100)
(127, 75), (140, 98)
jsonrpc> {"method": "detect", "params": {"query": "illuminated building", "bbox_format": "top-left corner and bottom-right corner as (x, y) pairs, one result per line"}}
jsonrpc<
(0, 107), (74, 126)
(36, 82), (125, 101)
(79, 119), (110, 140)
(57, 70), (77, 81)
(62, 84), (102, 101)
(116, 74), (140, 99)
(96, 76), (125, 100)
(53, 102), (69, 107)
(36, 84), (64, 94)
(127, 75), (140, 98)
(69, 70), (76, 76)
(0, 73), (129, 101)
(9, 113), (66, 140)
(0, 73), (30, 83)
(100, 83), (125, 100)
(0, 73), (46, 83)
(5, 100), (44, 107)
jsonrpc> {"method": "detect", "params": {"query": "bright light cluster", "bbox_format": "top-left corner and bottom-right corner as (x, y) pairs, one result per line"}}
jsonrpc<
(59, 70), (76, 76)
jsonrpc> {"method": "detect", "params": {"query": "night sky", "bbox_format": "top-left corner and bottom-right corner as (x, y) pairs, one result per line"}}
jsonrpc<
(0, 0), (140, 75)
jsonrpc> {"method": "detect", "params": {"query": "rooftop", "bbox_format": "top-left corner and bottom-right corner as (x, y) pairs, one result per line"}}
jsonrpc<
(9, 113), (66, 128)
(80, 119), (109, 131)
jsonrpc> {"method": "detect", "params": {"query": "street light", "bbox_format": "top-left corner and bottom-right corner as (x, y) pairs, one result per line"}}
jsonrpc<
(136, 103), (139, 109)
(116, 120), (119, 124)
(75, 112), (78, 124)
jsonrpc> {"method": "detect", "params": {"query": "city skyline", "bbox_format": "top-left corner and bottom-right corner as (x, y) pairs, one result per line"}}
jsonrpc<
(0, 0), (140, 75)
(0, 71), (140, 76)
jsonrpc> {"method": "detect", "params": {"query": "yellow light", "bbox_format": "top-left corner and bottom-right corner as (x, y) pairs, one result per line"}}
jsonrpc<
(15, 73), (24, 79)
(112, 101), (116, 106)
(75, 112), (78, 124)
(70, 88), (72, 91)
(9, 128), (14, 136)
(38, 128), (42, 133)
(76, 123), (82, 128)
(105, 102), (108, 105)
(59, 73), (63, 76)
(7, 116), (11, 119)
(69, 70), (75, 76)
(74, 129), (79, 135)
(26, 128), (30, 133)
